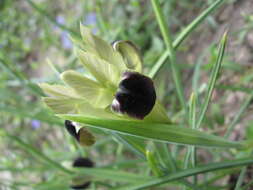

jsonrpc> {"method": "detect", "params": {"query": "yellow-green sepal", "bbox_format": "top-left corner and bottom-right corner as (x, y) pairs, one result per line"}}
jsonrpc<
(112, 40), (142, 72)
(79, 24), (126, 73)
(144, 101), (171, 124)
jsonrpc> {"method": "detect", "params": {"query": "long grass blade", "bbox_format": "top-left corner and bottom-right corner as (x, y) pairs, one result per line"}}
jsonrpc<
(6, 134), (73, 175)
(172, 0), (224, 49)
(25, 0), (80, 38)
(149, 0), (225, 78)
(151, 0), (187, 113)
(196, 32), (227, 129)
(58, 115), (244, 149)
(224, 92), (253, 138)
(116, 157), (253, 190)
(75, 168), (152, 183)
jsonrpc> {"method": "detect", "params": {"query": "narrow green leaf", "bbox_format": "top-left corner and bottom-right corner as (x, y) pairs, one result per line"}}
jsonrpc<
(116, 157), (253, 190)
(111, 133), (146, 159)
(234, 167), (247, 190)
(57, 115), (244, 149)
(151, 0), (187, 113)
(6, 134), (73, 175)
(146, 143), (164, 177)
(75, 168), (151, 183)
(149, 0), (225, 79)
(172, 0), (224, 49)
(224, 92), (253, 138)
(196, 32), (227, 129)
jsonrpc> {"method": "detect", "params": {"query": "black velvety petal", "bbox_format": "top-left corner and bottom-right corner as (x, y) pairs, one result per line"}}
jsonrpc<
(72, 157), (94, 168)
(111, 71), (156, 119)
(65, 120), (78, 139)
(71, 182), (91, 190)
(71, 157), (94, 190)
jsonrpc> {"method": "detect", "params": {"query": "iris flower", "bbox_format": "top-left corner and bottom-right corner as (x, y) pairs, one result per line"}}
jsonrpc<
(39, 26), (246, 149)
(39, 25), (170, 124)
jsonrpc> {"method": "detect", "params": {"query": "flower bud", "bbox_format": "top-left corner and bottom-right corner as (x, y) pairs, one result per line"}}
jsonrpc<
(65, 120), (95, 146)
(65, 120), (78, 138)
(71, 157), (94, 189)
(111, 71), (156, 119)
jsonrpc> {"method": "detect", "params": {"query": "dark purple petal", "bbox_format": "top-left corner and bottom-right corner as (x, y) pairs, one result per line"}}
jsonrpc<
(64, 120), (78, 138)
(112, 72), (156, 119)
(71, 157), (94, 190)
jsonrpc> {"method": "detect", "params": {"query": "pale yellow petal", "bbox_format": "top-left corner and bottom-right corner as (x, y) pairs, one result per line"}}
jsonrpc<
(61, 70), (114, 108)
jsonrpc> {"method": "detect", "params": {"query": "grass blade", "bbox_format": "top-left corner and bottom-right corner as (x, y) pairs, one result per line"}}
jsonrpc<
(234, 167), (247, 190)
(111, 132), (146, 159)
(25, 0), (80, 38)
(196, 32), (227, 129)
(172, 0), (224, 49)
(58, 115), (244, 149)
(75, 168), (152, 183)
(183, 93), (197, 188)
(149, 0), (225, 78)
(224, 92), (253, 138)
(5, 134), (73, 175)
(116, 157), (253, 190)
(151, 0), (187, 113)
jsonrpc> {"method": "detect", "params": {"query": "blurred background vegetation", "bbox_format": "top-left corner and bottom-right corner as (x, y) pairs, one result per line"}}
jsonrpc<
(0, 0), (253, 189)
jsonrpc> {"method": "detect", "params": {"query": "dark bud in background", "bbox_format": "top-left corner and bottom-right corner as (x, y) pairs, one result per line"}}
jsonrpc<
(65, 120), (78, 139)
(71, 157), (94, 190)
(112, 71), (156, 119)
(72, 157), (94, 168)
(65, 121), (95, 147)
(77, 127), (95, 146)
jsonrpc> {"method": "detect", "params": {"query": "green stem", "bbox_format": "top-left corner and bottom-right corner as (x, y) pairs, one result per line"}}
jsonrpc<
(151, 0), (187, 113)
(149, 0), (225, 79)
(196, 32), (227, 129)
(6, 134), (73, 175)
(118, 157), (253, 190)
(234, 167), (247, 190)
(26, 0), (80, 38)
(224, 92), (253, 138)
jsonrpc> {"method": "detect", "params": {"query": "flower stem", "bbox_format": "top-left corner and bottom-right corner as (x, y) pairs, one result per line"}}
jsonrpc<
(151, 0), (187, 114)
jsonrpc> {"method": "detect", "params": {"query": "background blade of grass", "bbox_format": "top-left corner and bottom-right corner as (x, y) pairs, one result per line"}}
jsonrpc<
(172, 0), (225, 49)
(151, 0), (187, 113)
(196, 32), (227, 129)
(149, 0), (225, 78)
(224, 92), (253, 138)
(5, 134), (73, 175)
(116, 157), (253, 190)
(25, 0), (80, 38)
(75, 168), (152, 183)
(183, 93), (197, 189)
